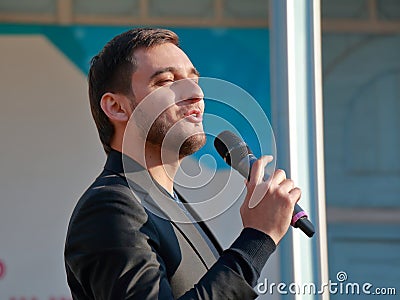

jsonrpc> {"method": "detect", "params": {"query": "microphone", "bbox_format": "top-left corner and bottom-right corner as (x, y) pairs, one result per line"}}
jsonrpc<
(214, 130), (315, 238)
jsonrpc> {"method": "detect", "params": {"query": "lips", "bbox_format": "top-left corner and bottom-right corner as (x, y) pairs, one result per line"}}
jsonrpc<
(184, 109), (203, 123)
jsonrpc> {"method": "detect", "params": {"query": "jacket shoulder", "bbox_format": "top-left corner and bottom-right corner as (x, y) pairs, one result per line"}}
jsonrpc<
(65, 171), (158, 251)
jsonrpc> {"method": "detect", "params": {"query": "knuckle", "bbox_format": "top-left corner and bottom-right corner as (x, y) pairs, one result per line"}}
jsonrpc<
(276, 188), (287, 198)
(286, 179), (294, 186)
(275, 169), (286, 178)
(282, 196), (293, 208)
(290, 188), (302, 200)
(292, 186), (301, 194)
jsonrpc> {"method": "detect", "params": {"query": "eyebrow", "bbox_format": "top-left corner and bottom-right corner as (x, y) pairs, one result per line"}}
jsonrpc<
(150, 66), (200, 80)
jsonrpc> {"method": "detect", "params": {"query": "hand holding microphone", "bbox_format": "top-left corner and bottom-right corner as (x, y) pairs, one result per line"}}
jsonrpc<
(214, 131), (315, 243)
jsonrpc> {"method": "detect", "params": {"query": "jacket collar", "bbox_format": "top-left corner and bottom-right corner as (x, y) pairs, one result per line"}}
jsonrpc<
(104, 149), (158, 196)
(103, 150), (193, 222)
(103, 149), (221, 260)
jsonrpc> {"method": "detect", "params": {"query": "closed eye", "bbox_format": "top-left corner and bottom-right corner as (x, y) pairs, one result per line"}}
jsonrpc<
(156, 78), (174, 86)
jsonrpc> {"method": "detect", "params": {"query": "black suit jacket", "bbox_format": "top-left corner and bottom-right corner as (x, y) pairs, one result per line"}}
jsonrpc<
(64, 150), (276, 299)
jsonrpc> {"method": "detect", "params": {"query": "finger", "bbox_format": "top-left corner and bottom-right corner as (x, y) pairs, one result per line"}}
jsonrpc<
(288, 187), (302, 203)
(271, 169), (286, 186)
(261, 155), (274, 164)
(248, 155), (273, 187)
(244, 156), (273, 208)
(278, 179), (295, 193)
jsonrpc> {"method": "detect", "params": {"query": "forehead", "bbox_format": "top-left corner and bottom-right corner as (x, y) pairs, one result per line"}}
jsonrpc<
(133, 43), (194, 74)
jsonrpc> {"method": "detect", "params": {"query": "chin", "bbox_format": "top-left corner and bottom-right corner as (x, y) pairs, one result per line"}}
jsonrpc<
(179, 132), (206, 158)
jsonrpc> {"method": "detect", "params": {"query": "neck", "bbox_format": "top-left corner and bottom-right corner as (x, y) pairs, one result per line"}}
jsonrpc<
(145, 143), (180, 195)
(112, 134), (180, 195)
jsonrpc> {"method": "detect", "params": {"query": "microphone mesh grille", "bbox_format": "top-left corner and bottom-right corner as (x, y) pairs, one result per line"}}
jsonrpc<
(214, 131), (250, 167)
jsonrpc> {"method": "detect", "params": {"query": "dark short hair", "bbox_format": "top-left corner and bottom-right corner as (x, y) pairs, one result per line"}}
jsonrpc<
(88, 28), (180, 154)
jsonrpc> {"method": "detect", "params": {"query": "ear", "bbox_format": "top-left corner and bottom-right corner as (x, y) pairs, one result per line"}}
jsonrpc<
(100, 92), (132, 122)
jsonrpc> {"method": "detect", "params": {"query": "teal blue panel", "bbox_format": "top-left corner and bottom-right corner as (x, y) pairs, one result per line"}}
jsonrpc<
(174, 28), (271, 164)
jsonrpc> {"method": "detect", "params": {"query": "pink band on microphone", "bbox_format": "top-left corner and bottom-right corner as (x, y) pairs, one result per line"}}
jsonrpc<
(291, 211), (307, 226)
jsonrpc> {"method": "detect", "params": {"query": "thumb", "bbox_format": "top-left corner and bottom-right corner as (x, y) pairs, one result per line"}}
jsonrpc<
(243, 155), (274, 207)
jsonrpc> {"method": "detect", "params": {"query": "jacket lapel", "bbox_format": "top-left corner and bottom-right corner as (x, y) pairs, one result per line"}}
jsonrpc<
(104, 150), (218, 268)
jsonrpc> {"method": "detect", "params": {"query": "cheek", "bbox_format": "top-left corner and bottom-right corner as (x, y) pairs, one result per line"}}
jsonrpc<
(152, 109), (174, 130)
(163, 106), (180, 123)
(148, 92), (178, 119)
(131, 82), (148, 100)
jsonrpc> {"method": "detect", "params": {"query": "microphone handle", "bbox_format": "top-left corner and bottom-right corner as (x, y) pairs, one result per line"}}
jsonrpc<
(293, 204), (315, 237)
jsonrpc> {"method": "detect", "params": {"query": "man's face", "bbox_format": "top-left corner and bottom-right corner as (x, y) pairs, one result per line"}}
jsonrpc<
(130, 43), (206, 157)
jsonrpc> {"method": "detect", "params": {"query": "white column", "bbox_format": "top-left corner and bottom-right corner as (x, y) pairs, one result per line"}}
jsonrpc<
(269, 1), (329, 299)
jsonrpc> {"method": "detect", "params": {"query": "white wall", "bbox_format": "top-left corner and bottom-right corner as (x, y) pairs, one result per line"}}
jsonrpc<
(0, 35), (104, 299)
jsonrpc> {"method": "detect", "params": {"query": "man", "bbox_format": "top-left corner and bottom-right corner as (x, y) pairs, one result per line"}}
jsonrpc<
(64, 28), (301, 299)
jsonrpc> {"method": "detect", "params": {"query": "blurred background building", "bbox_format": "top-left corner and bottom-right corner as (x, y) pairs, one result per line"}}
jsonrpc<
(0, 0), (399, 299)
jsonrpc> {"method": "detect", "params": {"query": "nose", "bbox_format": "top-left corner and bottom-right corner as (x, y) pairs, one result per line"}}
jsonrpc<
(172, 78), (204, 105)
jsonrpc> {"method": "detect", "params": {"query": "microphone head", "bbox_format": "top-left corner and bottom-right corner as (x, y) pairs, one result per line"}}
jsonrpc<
(214, 131), (252, 168)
